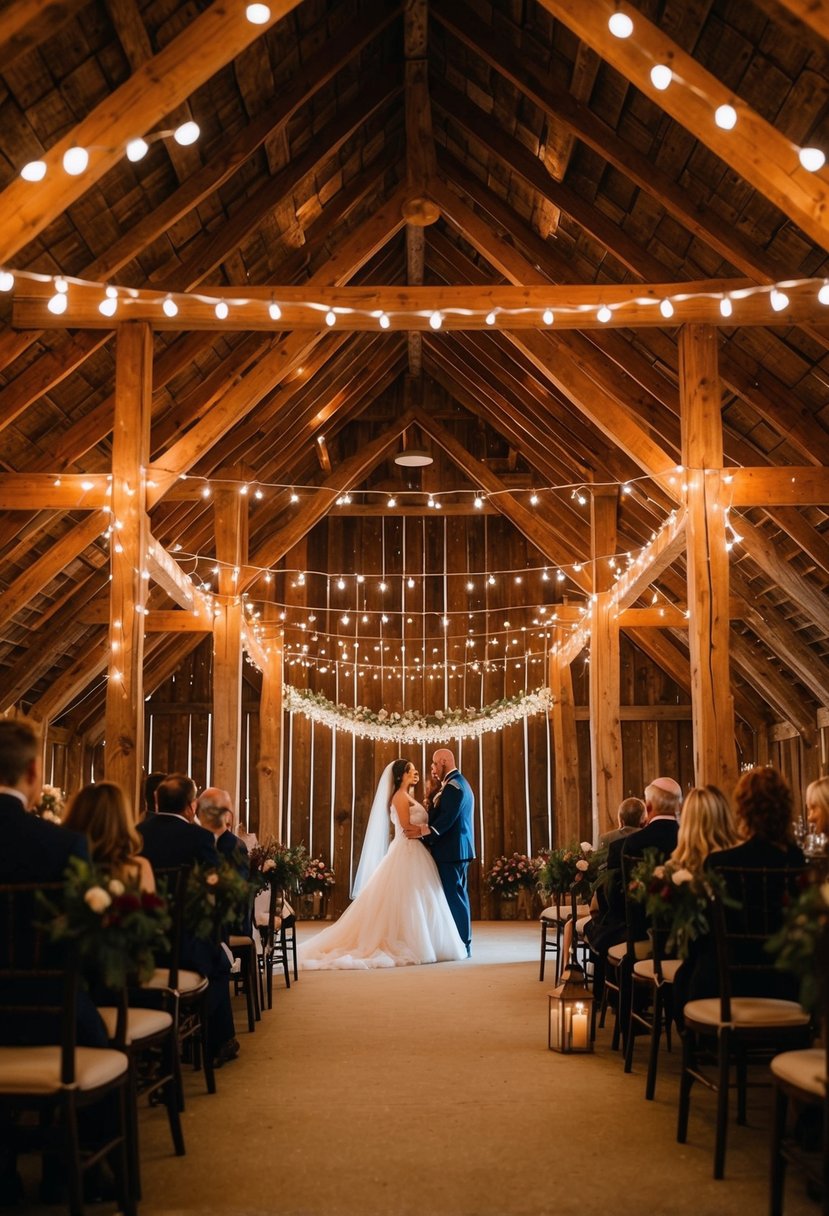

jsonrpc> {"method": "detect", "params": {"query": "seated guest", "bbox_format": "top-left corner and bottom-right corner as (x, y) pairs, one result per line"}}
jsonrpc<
(677, 768), (805, 1015)
(141, 770), (167, 821)
(598, 796), (646, 849)
(670, 785), (737, 875)
(197, 787), (249, 876)
(138, 774), (238, 1067)
(63, 781), (155, 892)
(805, 776), (829, 847)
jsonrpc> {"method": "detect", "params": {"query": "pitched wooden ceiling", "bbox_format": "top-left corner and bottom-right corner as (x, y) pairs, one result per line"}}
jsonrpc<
(1, 0), (829, 742)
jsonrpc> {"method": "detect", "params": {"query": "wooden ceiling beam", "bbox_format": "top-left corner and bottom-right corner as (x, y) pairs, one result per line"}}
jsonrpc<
(0, 0), (87, 65)
(0, 513), (108, 629)
(728, 467), (829, 505)
(729, 629), (817, 741)
(612, 509), (687, 610)
(0, 475), (110, 510)
(81, 606), (211, 630)
(539, 0), (829, 257)
(734, 514), (829, 638)
(26, 637), (110, 725)
(773, 0), (829, 42)
(731, 569), (829, 705)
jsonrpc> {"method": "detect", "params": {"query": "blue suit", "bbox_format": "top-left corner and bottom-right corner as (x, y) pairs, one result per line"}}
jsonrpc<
(428, 770), (475, 953)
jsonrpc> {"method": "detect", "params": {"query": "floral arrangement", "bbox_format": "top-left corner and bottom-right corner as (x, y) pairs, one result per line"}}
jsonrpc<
(301, 858), (335, 893)
(32, 784), (65, 822)
(285, 685), (552, 744)
(37, 857), (170, 988)
(627, 848), (731, 959)
(249, 839), (309, 895)
(537, 842), (604, 900)
(767, 877), (829, 1014)
(183, 860), (254, 941)
(485, 853), (540, 897)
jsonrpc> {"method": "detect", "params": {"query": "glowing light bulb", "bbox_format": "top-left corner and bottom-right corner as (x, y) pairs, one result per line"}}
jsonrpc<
(98, 295), (117, 317)
(325, 310), (336, 326)
(162, 297), (178, 317)
(659, 298), (674, 318)
(62, 146), (89, 175)
(530, 493), (539, 505)
(21, 160), (47, 182)
(819, 284), (829, 306)
(407, 577), (415, 589)
(770, 289), (789, 312)
(174, 121), (200, 146)
(485, 311), (496, 325)
(201, 486), (211, 498)
(715, 104), (737, 130)
(47, 292), (67, 315)
(126, 138), (148, 162)
(379, 581), (387, 592)
(720, 296), (733, 318)
(215, 301), (229, 320)
(246, 2), (271, 22)
(337, 578), (346, 590)
(269, 301), (282, 321)
(597, 305), (612, 323)
(799, 147), (825, 173)
(379, 312), (390, 329)
(650, 64), (672, 90)
(0, 271), (14, 292)
(542, 308), (554, 325)
(608, 11), (633, 37)
(290, 491), (299, 503)
(55, 277), (68, 293)
(429, 311), (442, 329)
(387, 497), (397, 508)
(473, 495), (483, 509)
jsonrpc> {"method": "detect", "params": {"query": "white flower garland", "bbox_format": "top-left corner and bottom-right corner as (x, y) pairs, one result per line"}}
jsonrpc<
(284, 685), (553, 744)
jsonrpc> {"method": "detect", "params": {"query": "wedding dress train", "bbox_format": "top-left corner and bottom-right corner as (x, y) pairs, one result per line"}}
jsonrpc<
(297, 800), (467, 970)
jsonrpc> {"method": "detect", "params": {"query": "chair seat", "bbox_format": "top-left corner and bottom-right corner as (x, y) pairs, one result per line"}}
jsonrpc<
(540, 903), (589, 924)
(229, 935), (254, 948)
(770, 1048), (827, 1096)
(607, 939), (652, 963)
(575, 915), (591, 935)
(0, 1046), (128, 1094)
(142, 967), (208, 995)
(633, 958), (682, 984)
(684, 997), (811, 1030)
(97, 1006), (173, 1045)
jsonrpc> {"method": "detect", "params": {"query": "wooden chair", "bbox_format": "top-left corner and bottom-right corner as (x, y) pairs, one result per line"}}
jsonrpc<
(624, 921), (680, 1098)
(598, 853), (650, 1053)
(142, 866), (214, 1100)
(768, 919), (828, 1216)
(539, 889), (589, 983)
(0, 882), (135, 1216)
(230, 887), (261, 1032)
(256, 884), (298, 1008)
(677, 866), (812, 1180)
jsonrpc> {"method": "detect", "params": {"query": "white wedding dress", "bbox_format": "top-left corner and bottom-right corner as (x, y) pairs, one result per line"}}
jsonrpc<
(298, 799), (467, 970)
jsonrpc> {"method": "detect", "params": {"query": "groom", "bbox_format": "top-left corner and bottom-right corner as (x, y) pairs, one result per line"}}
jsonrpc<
(406, 748), (475, 956)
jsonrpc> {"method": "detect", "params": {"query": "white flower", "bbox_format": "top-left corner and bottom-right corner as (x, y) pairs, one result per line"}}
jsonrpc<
(671, 868), (693, 886)
(580, 842), (593, 853)
(575, 859), (589, 872)
(84, 886), (112, 914)
(108, 879), (125, 896)
(205, 872), (220, 886)
(263, 859), (276, 873)
(435, 710), (444, 719)
(653, 865), (666, 880)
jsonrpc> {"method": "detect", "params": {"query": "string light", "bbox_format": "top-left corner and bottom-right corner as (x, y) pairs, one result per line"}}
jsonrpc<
(173, 121), (200, 146)
(246, 3), (271, 22)
(608, 11), (633, 37)
(0, 272), (13, 292)
(715, 104), (737, 130)
(62, 146), (89, 175)
(650, 64), (672, 90)
(126, 138), (148, 162)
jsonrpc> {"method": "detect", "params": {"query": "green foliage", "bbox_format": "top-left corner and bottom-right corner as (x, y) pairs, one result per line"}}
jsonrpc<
(183, 861), (254, 941)
(627, 848), (733, 960)
(37, 856), (170, 988)
(249, 840), (309, 895)
(537, 842), (605, 899)
(767, 877), (829, 1015)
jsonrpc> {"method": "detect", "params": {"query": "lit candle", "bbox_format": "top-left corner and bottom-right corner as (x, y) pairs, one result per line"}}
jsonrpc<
(571, 1002), (588, 1050)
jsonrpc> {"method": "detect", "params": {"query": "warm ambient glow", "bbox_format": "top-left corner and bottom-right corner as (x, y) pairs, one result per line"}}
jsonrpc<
(608, 12), (633, 38)
(714, 104), (737, 130)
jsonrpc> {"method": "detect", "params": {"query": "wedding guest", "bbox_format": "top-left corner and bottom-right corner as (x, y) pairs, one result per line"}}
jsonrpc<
(805, 776), (829, 837)
(197, 786), (249, 875)
(141, 770), (167, 820)
(670, 785), (737, 874)
(63, 781), (155, 892)
(598, 796), (646, 849)
(138, 774), (239, 1067)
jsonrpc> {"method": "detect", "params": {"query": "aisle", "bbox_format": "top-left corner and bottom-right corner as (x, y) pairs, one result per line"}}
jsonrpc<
(133, 923), (812, 1216)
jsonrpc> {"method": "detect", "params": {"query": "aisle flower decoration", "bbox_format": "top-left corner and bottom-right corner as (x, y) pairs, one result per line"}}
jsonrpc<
(32, 784), (65, 822)
(249, 839), (309, 895)
(485, 853), (540, 898)
(537, 842), (604, 899)
(37, 857), (170, 987)
(285, 685), (552, 744)
(767, 877), (829, 1014)
(627, 848), (734, 959)
(301, 858), (335, 893)
(183, 860), (254, 941)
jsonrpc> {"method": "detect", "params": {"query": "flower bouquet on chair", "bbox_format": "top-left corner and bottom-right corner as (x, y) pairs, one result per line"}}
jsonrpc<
(538, 842), (604, 907)
(31, 783), (66, 823)
(299, 858), (335, 919)
(37, 857), (170, 987)
(626, 848), (734, 959)
(767, 875), (829, 1014)
(183, 861), (254, 941)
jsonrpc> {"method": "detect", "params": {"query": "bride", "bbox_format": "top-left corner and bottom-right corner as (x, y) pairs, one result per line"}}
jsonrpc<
(297, 758), (467, 969)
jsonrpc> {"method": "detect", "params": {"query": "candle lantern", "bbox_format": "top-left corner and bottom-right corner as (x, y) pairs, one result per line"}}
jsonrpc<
(548, 962), (594, 1053)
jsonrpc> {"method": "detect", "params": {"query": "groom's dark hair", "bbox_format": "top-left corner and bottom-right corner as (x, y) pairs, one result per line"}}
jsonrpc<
(391, 758), (411, 792)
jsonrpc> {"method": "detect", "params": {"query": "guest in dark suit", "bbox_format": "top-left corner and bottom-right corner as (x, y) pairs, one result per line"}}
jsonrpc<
(197, 786), (250, 933)
(137, 774), (238, 1065)
(586, 777), (682, 956)
(141, 770), (167, 821)
(598, 797), (646, 850)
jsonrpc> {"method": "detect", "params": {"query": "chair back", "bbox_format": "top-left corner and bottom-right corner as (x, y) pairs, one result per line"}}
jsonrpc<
(710, 864), (806, 1020)
(0, 882), (77, 1082)
(257, 882), (286, 952)
(152, 866), (186, 988)
(620, 852), (647, 957)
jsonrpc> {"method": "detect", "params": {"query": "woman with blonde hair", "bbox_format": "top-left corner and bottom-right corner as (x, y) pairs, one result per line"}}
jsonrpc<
(671, 785), (737, 874)
(805, 775), (829, 837)
(63, 781), (155, 892)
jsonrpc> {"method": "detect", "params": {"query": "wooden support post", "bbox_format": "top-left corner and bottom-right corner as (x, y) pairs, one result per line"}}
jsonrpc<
(212, 482), (248, 808)
(257, 626), (283, 842)
(549, 640), (580, 845)
(680, 325), (737, 790)
(105, 322), (152, 818)
(589, 487), (622, 840)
